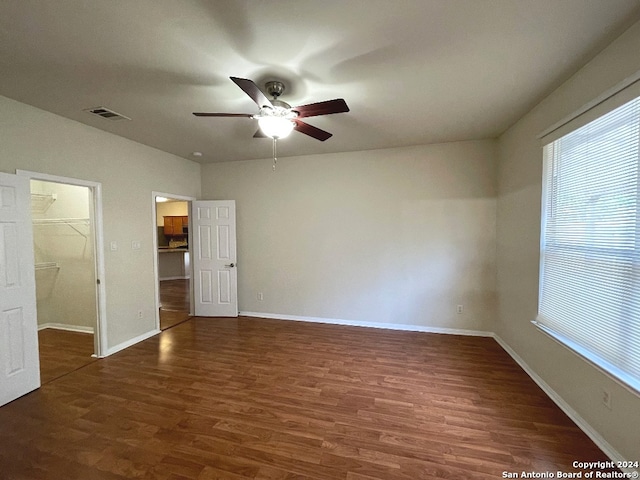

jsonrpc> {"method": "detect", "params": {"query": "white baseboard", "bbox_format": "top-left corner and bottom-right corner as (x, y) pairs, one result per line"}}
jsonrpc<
(103, 329), (160, 357)
(159, 276), (190, 281)
(493, 335), (636, 475)
(239, 311), (493, 337)
(38, 323), (94, 334)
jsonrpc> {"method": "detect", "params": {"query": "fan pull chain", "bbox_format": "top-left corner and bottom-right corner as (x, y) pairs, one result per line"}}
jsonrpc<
(272, 137), (278, 171)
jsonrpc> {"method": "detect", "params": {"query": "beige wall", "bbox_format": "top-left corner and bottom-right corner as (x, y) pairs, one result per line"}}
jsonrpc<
(202, 140), (497, 332)
(497, 21), (640, 461)
(0, 95), (201, 351)
(32, 180), (96, 331)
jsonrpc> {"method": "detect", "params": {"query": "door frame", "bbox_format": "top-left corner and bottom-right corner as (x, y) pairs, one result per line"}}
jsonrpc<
(16, 170), (108, 358)
(152, 191), (196, 330)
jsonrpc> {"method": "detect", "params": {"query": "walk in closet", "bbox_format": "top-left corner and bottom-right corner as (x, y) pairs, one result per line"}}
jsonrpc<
(31, 180), (97, 363)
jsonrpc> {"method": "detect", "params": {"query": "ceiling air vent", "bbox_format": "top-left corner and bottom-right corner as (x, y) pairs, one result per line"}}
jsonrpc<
(84, 106), (131, 121)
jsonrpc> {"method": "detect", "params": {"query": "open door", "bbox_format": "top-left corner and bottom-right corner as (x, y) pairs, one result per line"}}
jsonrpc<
(0, 172), (40, 406)
(191, 200), (238, 317)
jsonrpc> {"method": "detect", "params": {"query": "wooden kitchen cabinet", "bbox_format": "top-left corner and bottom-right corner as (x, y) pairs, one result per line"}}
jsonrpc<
(164, 216), (188, 236)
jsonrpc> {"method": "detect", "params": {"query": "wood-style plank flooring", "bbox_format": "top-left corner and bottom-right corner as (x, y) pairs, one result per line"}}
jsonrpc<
(159, 279), (191, 330)
(2, 317), (616, 480)
(159, 279), (190, 312)
(38, 329), (96, 384)
(160, 310), (192, 331)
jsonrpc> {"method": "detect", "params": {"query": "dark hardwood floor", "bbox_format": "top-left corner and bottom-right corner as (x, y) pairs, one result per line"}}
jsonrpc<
(38, 329), (96, 385)
(159, 279), (190, 311)
(2, 317), (616, 480)
(160, 309), (192, 331)
(159, 279), (191, 330)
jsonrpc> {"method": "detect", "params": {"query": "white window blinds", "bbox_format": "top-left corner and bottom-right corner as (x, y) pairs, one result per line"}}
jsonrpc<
(538, 95), (640, 393)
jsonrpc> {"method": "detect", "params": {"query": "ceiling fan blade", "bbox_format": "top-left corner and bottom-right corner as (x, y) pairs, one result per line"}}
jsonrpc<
(293, 99), (349, 118)
(193, 112), (254, 117)
(230, 77), (273, 108)
(294, 120), (333, 141)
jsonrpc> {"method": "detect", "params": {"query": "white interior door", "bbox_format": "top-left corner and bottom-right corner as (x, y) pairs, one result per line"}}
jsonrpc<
(0, 172), (40, 406)
(192, 200), (238, 317)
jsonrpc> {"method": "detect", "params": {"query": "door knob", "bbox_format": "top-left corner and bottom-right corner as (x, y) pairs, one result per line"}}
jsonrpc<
(225, 263), (235, 268)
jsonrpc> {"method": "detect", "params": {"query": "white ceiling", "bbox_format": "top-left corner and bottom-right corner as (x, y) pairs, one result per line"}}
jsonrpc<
(1, 0), (639, 164)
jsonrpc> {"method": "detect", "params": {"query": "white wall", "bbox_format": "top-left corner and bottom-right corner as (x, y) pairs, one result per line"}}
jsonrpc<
(0, 95), (201, 351)
(32, 180), (96, 332)
(202, 140), (497, 332)
(497, 21), (640, 462)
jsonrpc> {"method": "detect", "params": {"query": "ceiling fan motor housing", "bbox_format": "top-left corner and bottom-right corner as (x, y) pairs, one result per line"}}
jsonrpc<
(265, 80), (285, 99)
(271, 99), (293, 110)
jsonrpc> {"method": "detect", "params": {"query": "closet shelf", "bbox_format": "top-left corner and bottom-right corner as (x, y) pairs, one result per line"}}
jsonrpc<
(35, 262), (60, 271)
(30, 193), (57, 214)
(33, 218), (90, 238)
(32, 218), (89, 225)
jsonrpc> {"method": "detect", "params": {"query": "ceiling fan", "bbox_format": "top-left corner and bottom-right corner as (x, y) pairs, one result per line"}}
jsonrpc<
(193, 77), (349, 141)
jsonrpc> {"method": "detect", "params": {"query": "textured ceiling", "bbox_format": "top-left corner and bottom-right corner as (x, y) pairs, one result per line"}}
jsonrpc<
(1, 0), (640, 163)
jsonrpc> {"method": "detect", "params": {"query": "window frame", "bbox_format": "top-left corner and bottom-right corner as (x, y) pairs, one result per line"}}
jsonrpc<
(535, 95), (640, 396)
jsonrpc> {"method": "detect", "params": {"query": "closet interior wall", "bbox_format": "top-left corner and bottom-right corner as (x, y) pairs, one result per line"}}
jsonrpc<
(31, 180), (96, 333)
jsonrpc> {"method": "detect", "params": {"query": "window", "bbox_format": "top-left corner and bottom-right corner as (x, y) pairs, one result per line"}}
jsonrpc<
(538, 95), (640, 393)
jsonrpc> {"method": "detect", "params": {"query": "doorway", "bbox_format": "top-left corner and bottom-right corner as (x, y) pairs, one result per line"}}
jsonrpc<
(153, 192), (195, 330)
(19, 170), (107, 384)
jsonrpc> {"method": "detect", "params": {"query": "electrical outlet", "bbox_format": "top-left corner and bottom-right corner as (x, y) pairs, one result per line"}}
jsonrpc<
(257, 292), (264, 301)
(137, 310), (143, 319)
(456, 304), (464, 314)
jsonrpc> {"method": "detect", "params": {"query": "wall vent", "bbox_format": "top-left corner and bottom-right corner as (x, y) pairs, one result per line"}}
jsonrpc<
(84, 106), (131, 121)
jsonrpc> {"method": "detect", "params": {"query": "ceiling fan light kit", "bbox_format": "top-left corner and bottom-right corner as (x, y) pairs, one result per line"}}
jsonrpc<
(255, 105), (296, 139)
(193, 76), (350, 169)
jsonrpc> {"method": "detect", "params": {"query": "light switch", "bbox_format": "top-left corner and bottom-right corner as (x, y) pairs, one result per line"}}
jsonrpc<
(131, 241), (141, 250)
(110, 241), (118, 251)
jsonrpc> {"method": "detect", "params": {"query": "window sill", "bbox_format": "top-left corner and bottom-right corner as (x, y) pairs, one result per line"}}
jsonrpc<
(531, 320), (640, 397)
